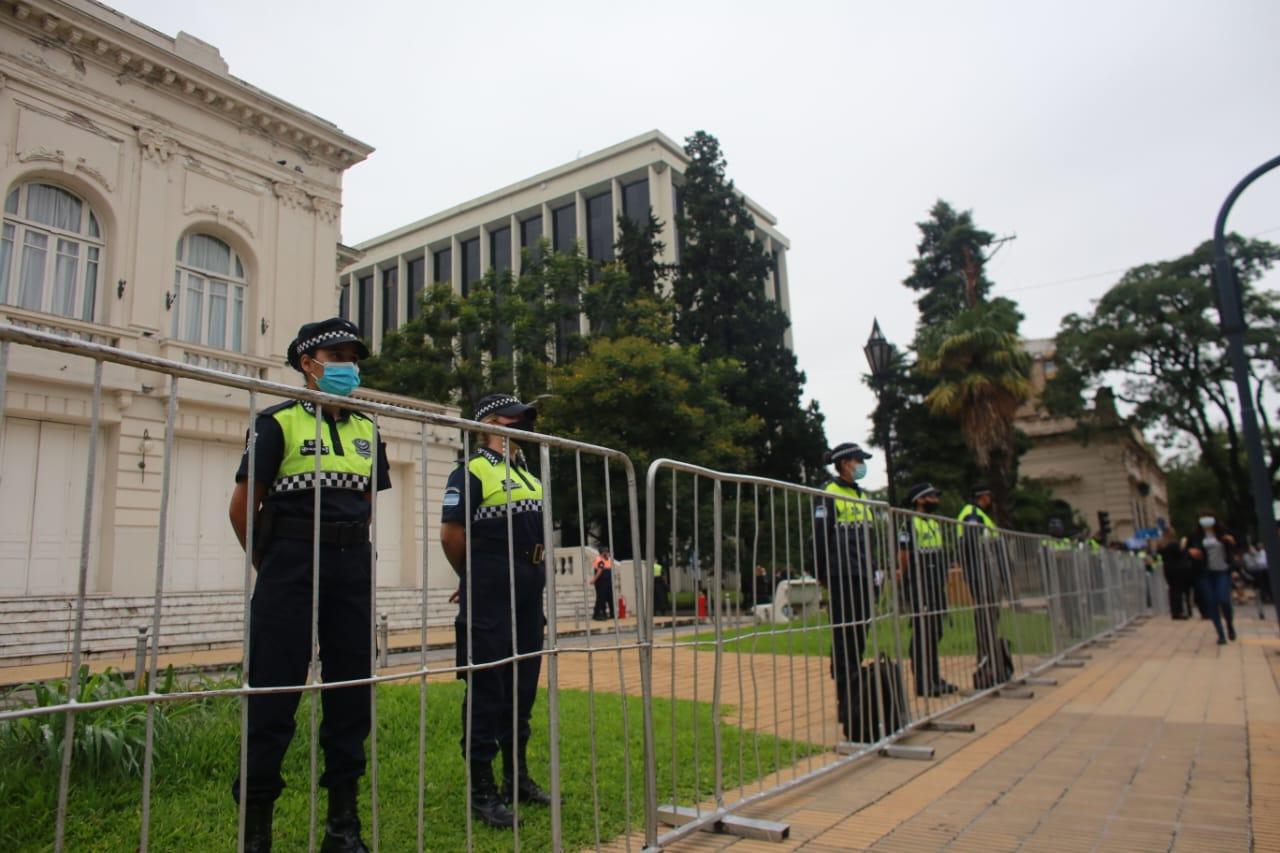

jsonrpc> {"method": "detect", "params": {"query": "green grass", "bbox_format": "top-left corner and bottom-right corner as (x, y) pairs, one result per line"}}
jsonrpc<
(682, 607), (1056, 659)
(1, 678), (818, 851)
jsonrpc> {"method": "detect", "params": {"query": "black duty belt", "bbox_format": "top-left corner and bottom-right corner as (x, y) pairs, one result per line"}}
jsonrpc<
(273, 517), (369, 546)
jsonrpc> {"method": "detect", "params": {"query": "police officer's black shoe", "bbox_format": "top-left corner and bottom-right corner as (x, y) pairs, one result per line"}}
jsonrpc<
(243, 799), (274, 853)
(471, 762), (518, 829)
(502, 773), (554, 807)
(320, 782), (369, 853)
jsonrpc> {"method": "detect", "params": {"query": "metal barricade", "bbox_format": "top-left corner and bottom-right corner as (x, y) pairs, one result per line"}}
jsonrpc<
(0, 324), (646, 853)
(0, 323), (1160, 852)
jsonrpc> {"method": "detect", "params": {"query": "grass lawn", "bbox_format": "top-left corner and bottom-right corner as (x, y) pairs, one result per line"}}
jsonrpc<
(1, 679), (818, 852)
(682, 607), (1056, 659)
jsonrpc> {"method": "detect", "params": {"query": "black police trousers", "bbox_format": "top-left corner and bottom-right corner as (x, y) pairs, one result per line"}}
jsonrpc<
(234, 537), (371, 803)
(904, 553), (948, 693)
(455, 561), (545, 763)
(593, 571), (614, 619)
(827, 569), (872, 726)
(961, 539), (1003, 679)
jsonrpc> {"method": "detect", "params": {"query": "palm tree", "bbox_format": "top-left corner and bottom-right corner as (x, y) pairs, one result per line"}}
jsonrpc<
(916, 300), (1031, 524)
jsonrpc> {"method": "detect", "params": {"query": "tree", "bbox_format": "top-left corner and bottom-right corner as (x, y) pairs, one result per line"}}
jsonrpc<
(875, 200), (1030, 524)
(1047, 235), (1280, 537)
(916, 299), (1032, 524)
(673, 130), (827, 483)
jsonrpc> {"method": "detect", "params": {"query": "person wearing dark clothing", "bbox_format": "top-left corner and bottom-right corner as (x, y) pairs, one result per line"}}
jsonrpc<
(813, 442), (876, 741)
(652, 561), (669, 614)
(898, 483), (957, 698)
(1185, 510), (1238, 644)
(228, 318), (388, 853)
(441, 394), (553, 829)
(591, 548), (615, 620)
(1156, 528), (1192, 619)
(958, 485), (1012, 689)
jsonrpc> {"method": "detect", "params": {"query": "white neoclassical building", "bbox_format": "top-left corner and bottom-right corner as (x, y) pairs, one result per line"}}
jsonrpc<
(0, 0), (462, 621)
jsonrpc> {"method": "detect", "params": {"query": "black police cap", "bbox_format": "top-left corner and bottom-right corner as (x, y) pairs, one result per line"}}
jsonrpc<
(971, 484), (994, 498)
(906, 483), (941, 505)
(287, 317), (370, 371)
(823, 442), (872, 466)
(473, 393), (538, 423)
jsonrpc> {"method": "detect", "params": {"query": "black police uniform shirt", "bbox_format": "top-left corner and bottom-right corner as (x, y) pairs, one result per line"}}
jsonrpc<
(440, 445), (545, 600)
(235, 400), (391, 524)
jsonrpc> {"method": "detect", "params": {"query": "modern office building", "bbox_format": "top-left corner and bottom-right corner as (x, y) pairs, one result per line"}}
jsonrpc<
(1017, 338), (1169, 541)
(341, 129), (795, 353)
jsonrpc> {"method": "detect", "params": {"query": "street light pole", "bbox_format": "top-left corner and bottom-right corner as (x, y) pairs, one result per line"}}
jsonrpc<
(1212, 153), (1280, 628)
(864, 319), (899, 507)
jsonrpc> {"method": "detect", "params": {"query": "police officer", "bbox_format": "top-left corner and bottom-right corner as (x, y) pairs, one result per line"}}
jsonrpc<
(228, 317), (389, 853)
(440, 393), (552, 829)
(1043, 518), (1082, 642)
(957, 485), (1010, 688)
(652, 560), (669, 613)
(898, 483), (957, 698)
(813, 441), (875, 741)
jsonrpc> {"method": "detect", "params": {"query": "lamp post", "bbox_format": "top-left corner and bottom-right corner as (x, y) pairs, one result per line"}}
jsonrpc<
(864, 318), (899, 507)
(1212, 154), (1280, 628)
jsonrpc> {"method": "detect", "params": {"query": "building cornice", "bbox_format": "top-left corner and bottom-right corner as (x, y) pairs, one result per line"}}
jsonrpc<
(4, 0), (373, 169)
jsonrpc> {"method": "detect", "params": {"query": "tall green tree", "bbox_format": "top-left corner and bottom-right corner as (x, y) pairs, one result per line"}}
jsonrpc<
(1047, 235), (1280, 535)
(872, 200), (1030, 523)
(673, 130), (826, 483)
(916, 299), (1032, 524)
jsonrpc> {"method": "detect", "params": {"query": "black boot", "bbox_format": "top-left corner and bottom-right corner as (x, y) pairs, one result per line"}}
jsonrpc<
(470, 760), (517, 829)
(243, 799), (273, 853)
(501, 741), (554, 806)
(320, 781), (369, 853)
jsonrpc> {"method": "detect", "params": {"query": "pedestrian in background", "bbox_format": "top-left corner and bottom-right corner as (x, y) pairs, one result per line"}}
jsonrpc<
(590, 547), (615, 620)
(1185, 508), (1238, 645)
(1156, 527), (1191, 619)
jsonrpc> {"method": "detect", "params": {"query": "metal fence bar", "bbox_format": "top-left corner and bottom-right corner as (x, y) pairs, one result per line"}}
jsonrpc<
(53, 357), (102, 853)
(138, 377), (179, 851)
(237, 388), (258, 853)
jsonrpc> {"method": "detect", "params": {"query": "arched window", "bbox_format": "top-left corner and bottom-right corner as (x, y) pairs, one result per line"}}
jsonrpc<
(172, 233), (247, 352)
(0, 182), (103, 321)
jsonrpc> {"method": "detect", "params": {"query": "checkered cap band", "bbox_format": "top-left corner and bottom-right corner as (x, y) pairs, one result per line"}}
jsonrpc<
(271, 471), (371, 494)
(474, 394), (524, 421)
(296, 329), (360, 355)
(474, 498), (542, 521)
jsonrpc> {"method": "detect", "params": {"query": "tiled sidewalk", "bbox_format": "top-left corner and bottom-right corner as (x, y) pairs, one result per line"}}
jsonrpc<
(654, 613), (1278, 852)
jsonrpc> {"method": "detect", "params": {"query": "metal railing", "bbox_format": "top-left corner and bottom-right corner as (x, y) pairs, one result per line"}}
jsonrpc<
(0, 323), (1159, 852)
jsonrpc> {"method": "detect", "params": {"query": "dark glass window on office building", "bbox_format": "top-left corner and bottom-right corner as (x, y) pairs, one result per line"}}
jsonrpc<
(407, 256), (425, 321)
(585, 191), (613, 264)
(356, 274), (372, 335)
(381, 266), (398, 335)
(432, 247), (451, 284)
(339, 279), (350, 319)
(489, 226), (511, 274)
(520, 215), (543, 266)
(621, 179), (649, 225)
(552, 203), (576, 254)
(460, 237), (480, 295)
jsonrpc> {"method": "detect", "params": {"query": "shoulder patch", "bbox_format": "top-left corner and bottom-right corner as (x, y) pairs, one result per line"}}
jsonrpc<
(815, 505), (827, 519)
(443, 486), (461, 508)
(353, 438), (372, 458)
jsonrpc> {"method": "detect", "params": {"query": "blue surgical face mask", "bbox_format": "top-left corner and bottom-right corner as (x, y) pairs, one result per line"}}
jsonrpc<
(1198, 516), (1216, 529)
(314, 362), (360, 397)
(854, 462), (868, 480)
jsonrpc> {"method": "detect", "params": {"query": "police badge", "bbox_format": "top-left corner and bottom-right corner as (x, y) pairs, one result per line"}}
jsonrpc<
(353, 438), (372, 458)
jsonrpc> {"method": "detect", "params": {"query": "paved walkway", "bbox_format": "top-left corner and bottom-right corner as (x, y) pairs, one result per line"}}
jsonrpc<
(629, 612), (1279, 852)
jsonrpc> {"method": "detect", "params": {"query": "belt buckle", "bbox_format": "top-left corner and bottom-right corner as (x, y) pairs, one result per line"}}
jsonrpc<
(530, 544), (545, 563)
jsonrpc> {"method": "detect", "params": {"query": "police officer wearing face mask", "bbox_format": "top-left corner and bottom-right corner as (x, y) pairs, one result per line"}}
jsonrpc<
(898, 484), (958, 698)
(440, 393), (552, 829)
(813, 441), (875, 741)
(228, 317), (390, 853)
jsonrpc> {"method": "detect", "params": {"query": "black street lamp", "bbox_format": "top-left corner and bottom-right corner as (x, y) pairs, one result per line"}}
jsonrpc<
(864, 319), (899, 507)
(1212, 154), (1280, 629)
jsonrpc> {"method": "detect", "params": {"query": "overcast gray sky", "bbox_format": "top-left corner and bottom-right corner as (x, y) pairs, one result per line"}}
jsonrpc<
(115, 0), (1280, 488)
